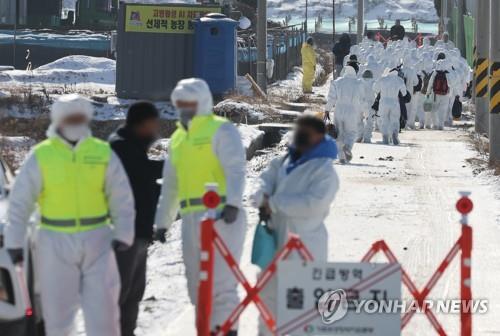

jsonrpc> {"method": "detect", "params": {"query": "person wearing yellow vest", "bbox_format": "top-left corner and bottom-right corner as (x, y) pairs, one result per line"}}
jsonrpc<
(301, 37), (317, 93)
(4, 94), (135, 336)
(155, 78), (246, 335)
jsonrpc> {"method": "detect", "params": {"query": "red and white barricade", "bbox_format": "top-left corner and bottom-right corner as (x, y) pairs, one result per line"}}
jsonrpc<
(196, 190), (473, 336)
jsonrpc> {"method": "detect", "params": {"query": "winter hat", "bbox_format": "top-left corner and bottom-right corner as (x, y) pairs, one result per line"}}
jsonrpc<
(171, 78), (213, 116)
(349, 54), (359, 62)
(126, 101), (159, 127)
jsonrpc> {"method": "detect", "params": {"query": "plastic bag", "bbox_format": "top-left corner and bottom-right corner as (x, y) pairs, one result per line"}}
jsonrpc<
(251, 221), (277, 269)
(423, 96), (434, 113)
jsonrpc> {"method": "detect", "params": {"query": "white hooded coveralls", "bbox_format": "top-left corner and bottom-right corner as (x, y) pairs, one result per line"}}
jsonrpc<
(326, 66), (363, 161)
(359, 75), (377, 142)
(373, 71), (408, 139)
(427, 59), (452, 129)
(155, 79), (247, 331)
(402, 65), (420, 128)
(252, 152), (339, 336)
(5, 95), (135, 336)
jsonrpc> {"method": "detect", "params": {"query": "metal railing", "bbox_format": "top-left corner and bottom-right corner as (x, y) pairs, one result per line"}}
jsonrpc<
(237, 25), (306, 83)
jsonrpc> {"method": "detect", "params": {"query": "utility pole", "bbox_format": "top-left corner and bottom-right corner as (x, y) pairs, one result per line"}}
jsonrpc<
(357, 0), (363, 43)
(441, 0), (448, 33)
(474, 0), (490, 135)
(13, 0), (17, 68)
(455, 0), (465, 54)
(305, 0), (308, 33)
(256, 0), (267, 91)
(332, 0), (335, 38)
(489, 0), (500, 164)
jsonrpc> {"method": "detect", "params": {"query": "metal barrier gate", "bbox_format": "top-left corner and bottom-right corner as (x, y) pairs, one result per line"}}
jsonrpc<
(197, 190), (474, 336)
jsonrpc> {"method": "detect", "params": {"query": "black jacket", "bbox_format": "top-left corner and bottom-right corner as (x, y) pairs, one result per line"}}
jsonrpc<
(109, 126), (164, 241)
(390, 24), (406, 41)
(332, 34), (351, 65)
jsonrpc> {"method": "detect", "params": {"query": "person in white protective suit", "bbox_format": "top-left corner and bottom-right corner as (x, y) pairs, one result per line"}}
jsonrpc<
(435, 32), (455, 50)
(402, 60), (420, 129)
(154, 78), (246, 335)
(415, 53), (435, 128)
(427, 54), (452, 129)
(360, 54), (384, 80)
(418, 36), (433, 56)
(359, 70), (377, 143)
(251, 115), (339, 336)
(326, 66), (363, 163)
(4, 94), (135, 336)
(373, 69), (408, 145)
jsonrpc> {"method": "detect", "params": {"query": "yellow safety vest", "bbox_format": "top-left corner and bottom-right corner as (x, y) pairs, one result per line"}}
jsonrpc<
(170, 114), (228, 214)
(34, 137), (111, 233)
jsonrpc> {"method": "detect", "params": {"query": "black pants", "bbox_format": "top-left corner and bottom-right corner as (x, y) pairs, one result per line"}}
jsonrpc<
(116, 238), (149, 336)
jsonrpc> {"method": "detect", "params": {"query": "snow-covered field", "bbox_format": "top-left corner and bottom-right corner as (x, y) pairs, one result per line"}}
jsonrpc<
(62, 0), (438, 23)
(268, 0), (438, 22)
(0, 55), (116, 92)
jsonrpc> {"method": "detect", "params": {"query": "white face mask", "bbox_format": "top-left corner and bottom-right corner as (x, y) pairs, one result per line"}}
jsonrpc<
(60, 124), (89, 142)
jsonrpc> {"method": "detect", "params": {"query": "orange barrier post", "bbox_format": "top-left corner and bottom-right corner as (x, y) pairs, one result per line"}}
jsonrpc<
(196, 187), (221, 336)
(361, 193), (474, 336)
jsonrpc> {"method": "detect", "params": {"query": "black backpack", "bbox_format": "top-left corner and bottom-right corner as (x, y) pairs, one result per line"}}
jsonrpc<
(421, 70), (433, 93)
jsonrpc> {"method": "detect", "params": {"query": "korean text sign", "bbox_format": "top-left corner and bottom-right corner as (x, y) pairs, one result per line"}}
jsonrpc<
(276, 261), (402, 335)
(125, 4), (221, 34)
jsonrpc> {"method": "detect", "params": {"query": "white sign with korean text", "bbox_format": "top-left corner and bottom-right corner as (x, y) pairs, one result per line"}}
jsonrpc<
(276, 261), (402, 336)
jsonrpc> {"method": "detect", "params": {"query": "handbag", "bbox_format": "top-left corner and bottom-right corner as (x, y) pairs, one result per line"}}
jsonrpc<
(251, 220), (277, 269)
(452, 95), (463, 120)
(323, 111), (338, 139)
(423, 96), (434, 113)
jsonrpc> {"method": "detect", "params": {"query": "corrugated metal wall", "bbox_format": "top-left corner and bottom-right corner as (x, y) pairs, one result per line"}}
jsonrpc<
(0, 0), (27, 25)
(116, 4), (198, 100)
(0, 0), (15, 24)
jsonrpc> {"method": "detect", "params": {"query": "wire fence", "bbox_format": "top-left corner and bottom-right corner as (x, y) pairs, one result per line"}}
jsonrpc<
(237, 25), (306, 83)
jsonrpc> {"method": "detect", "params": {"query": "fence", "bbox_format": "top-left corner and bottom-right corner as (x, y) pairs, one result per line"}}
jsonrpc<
(237, 25), (306, 83)
(197, 189), (474, 336)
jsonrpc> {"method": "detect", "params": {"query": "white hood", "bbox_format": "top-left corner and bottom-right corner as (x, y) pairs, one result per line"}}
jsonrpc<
(47, 94), (94, 138)
(171, 78), (213, 116)
(343, 66), (357, 78)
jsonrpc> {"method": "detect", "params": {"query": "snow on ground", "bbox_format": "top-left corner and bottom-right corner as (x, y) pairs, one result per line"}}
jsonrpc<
(0, 136), (36, 171)
(268, 0), (438, 21)
(215, 100), (268, 123)
(267, 66), (304, 101)
(0, 55), (115, 92)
